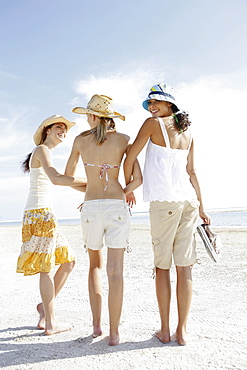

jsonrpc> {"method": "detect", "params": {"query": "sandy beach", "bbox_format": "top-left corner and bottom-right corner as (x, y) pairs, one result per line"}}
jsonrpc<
(0, 223), (246, 370)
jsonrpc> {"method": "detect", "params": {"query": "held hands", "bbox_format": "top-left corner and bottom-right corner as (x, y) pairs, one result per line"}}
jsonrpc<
(125, 192), (136, 208)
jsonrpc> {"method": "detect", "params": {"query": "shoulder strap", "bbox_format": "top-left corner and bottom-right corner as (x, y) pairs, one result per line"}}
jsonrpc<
(157, 117), (170, 148)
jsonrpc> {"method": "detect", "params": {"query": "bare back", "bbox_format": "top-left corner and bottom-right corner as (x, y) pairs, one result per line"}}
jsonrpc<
(74, 131), (130, 200)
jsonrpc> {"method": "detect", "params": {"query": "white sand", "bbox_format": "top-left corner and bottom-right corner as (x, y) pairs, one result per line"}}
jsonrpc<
(0, 224), (246, 370)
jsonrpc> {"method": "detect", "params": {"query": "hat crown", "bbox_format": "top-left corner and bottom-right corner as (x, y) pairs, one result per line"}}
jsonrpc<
(150, 83), (174, 96)
(72, 95), (125, 120)
(87, 95), (114, 115)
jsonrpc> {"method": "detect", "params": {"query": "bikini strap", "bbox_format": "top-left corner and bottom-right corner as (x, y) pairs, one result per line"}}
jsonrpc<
(84, 163), (120, 191)
(84, 163), (96, 167)
(157, 117), (170, 148)
(84, 163), (120, 170)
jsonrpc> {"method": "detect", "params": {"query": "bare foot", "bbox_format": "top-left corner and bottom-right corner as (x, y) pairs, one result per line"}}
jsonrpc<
(44, 322), (72, 336)
(176, 327), (187, 346)
(155, 330), (171, 344)
(36, 303), (45, 330)
(108, 333), (120, 346)
(92, 326), (102, 338)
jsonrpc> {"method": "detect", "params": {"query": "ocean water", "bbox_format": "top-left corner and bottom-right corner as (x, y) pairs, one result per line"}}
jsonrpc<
(1, 210), (247, 228)
(130, 210), (247, 227)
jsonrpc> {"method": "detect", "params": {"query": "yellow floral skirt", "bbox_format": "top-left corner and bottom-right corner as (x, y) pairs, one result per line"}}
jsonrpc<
(16, 208), (76, 276)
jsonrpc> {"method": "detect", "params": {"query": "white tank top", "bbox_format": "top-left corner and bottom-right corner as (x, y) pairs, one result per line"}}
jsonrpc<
(143, 117), (198, 205)
(24, 166), (54, 211)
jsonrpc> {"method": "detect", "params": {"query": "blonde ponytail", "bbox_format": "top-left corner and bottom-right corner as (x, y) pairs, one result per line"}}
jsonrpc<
(80, 117), (115, 145)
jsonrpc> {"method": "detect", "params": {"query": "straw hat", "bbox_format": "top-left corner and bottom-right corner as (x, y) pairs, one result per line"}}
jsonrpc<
(142, 83), (179, 111)
(33, 115), (76, 145)
(72, 95), (125, 121)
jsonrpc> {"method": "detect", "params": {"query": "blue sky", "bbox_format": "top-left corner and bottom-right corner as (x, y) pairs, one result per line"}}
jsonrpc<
(0, 0), (247, 221)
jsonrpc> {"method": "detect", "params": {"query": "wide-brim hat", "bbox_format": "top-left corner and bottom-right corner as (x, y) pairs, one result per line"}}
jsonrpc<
(72, 94), (125, 121)
(33, 114), (76, 145)
(142, 83), (179, 111)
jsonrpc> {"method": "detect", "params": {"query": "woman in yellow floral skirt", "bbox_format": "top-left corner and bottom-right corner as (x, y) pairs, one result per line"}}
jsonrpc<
(17, 115), (86, 335)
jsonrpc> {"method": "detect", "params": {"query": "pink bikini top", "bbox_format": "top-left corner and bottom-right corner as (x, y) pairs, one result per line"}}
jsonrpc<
(84, 163), (120, 191)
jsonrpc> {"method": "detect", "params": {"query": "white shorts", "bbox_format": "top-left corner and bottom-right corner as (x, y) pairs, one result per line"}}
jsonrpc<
(80, 199), (130, 250)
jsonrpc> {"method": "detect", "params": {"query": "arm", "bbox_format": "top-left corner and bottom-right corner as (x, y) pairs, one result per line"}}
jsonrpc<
(64, 137), (87, 192)
(35, 145), (86, 188)
(70, 183), (87, 192)
(65, 136), (80, 176)
(187, 140), (211, 224)
(124, 118), (152, 185)
(123, 143), (143, 206)
(124, 158), (142, 207)
(124, 159), (142, 195)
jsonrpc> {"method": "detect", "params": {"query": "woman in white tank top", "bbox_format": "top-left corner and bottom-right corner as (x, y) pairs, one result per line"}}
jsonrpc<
(17, 115), (85, 335)
(124, 83), (211, 346)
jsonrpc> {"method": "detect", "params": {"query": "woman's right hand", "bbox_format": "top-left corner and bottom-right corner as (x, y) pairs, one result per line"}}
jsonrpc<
(199, 207), (211, 225)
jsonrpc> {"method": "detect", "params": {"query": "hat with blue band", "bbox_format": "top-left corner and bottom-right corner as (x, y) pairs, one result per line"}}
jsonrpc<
(142, 83), (179, 111)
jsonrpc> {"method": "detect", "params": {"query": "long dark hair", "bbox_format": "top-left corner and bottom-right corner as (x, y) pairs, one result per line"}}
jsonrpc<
(21, 124), (54, 173)
(171, 105), (191, 133)
(79, 117), (115, 145)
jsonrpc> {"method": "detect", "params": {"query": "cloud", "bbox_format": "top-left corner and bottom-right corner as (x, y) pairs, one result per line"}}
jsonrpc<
(72, 66), (174, 112)
(71, 70), (155, 138)
(0, 107), (35, 153)
(175, 76), (247, 149)
(0, 70), (18, 79)
(0, 155), (20, 163)
(174, 77), (247, 209)
(1, 71), (246, 220)
(73, 71), (147, 113)
(72, 72), (247, 210)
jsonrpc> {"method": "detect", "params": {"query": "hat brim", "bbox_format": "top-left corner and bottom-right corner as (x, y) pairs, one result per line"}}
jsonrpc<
(33, 115), (76, 146)
(142, 94), (179, 111)
(72, 107), (125, 121)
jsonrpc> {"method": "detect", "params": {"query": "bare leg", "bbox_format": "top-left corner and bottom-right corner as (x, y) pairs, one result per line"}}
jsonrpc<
(39, 272), (71, 335)
(107, 248), (124, 346)
(155, 267), (171, 343)
(176, 265), (192, 345)
(37, 261), (75, 329)
(54, 260), (76, 295)
(88, 249), (103, 338)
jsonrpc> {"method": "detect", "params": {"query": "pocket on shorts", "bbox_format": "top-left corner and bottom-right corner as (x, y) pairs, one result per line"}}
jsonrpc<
(110, 211), (128, 223)
(81, 213), (96, 224)
(158, 204), (183, 222)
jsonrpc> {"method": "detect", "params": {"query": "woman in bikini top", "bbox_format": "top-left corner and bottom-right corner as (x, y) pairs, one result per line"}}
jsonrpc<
(64, 94), (142, 346)
(65, 94), (141, 201)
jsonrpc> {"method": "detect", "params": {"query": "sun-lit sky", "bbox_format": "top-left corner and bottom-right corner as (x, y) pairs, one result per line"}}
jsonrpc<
(0, 0), (247, 221)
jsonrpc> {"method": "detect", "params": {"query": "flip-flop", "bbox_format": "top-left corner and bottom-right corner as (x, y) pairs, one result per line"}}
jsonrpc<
(197, 224), (222, 263)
